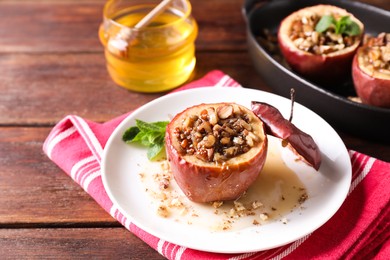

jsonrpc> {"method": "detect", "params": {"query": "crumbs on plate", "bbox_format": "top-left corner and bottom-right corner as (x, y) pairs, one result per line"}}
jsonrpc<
(139, 160), (308, 231)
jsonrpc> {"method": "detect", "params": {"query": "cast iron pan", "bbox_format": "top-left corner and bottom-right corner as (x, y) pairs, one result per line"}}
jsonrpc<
(243, 0), (390, 142)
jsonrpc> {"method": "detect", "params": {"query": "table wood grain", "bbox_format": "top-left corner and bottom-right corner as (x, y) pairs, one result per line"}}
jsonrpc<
(0, 0), (389, 259)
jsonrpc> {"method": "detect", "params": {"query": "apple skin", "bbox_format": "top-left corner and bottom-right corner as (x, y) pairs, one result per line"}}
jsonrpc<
(278, 36), (357, 82)
(165, 103), (268, 203)
(352, 49), (390, 108)
(277, 5), (364, 83)
(251, 101), (321, 171)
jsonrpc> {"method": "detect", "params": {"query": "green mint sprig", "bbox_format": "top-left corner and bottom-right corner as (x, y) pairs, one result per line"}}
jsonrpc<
(315, 15), (361, 36)
(122, 119), (169, 160)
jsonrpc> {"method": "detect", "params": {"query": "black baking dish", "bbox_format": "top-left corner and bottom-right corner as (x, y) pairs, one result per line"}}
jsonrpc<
(243, 0), (390, 142)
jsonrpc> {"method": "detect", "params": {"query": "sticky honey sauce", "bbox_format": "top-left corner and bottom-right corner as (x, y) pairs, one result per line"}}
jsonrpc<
(99, 4), (198, 92)
(244, 147), (307, 219)
(139, 137), (307, 231)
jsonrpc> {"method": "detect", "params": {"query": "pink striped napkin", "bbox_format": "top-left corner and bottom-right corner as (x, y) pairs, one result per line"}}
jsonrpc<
(43, 70), (389, 259)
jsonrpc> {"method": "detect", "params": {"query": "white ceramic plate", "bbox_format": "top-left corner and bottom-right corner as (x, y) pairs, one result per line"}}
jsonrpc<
(101, 87), (351, 253)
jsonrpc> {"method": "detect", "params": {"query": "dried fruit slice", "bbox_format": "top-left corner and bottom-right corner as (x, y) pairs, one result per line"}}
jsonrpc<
(251, 101), (321, 171)
(352, 33), (390, 108)
(278, 4), (364, 83)
(165, 103), (268, 203)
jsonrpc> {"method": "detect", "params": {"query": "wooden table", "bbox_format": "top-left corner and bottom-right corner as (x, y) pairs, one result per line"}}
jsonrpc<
(0, 0), (389, 258)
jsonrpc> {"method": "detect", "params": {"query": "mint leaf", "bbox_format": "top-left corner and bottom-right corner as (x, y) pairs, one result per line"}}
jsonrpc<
(122, 119), (169, 161)
(335, 16), (348, 34)
(315, 15), (361, 36)
(139, 132), (154, 146)
(142, 131), (162, 146)
(136, 120), (168, 133)
(151, 121), (170, 129)
(315, 15), (336, 33)
(147, 142), (165, 160)
(122, 126), (140, 142)
(343, 17), (361, 36)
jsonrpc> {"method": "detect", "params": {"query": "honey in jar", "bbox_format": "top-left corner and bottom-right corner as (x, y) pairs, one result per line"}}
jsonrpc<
(99, 0), (198, 92)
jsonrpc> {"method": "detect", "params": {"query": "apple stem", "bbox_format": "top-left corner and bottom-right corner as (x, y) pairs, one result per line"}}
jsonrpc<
(289, 88), (295, 122)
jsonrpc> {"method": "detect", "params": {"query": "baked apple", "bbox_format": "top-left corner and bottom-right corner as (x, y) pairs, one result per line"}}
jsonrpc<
(278, 5), (364, 83)
(352, 33), (390, 108)
(165, 103), (268, 203)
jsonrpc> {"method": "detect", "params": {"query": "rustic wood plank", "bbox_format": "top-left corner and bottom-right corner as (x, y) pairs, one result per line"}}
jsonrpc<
(0, 228), (165, 259)
(0, 1), (105, 53)
(0, 52), (269, 125)
(0, 127), (114, 225)
(0, 0), (248, 53)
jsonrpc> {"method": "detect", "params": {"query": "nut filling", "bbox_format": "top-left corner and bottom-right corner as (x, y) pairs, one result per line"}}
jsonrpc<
(289, 13), (359, 55)
(173, 104), (261, 163)
(360, 33), (390, 75)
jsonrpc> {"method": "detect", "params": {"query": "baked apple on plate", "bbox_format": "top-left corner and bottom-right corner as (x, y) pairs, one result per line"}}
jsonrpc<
(165, 103), (268, 203)
(165, 101), (321, 203)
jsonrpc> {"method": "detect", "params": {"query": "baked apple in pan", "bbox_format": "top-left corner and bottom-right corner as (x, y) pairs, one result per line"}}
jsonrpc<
(278, 5), (364, 83)
(352, 33), (390, 108)
(165, 103), (268, 203)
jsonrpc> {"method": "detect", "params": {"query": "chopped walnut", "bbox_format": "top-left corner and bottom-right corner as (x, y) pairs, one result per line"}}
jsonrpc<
(212, 201), (223, 208)
(170, 198), (183, 207)
(159, 177), (170, 190)
(360, 33), (390, 74)
(157, 205), (169, 218)
(298, 192), (308, 204)
(233, 201), (246, 212)
(252, 200), (263, 210)
(260, 213), (269, 221)
(174, 104), (261, 163)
